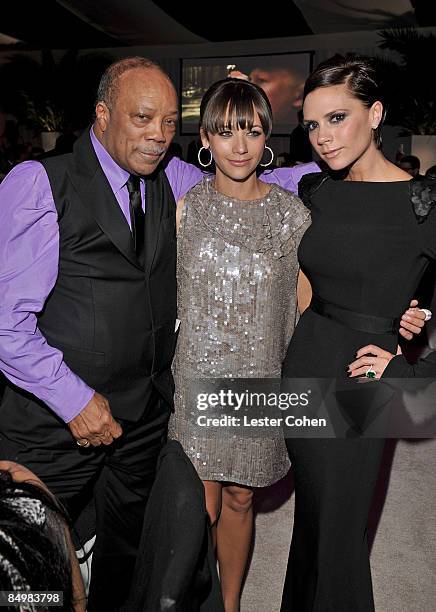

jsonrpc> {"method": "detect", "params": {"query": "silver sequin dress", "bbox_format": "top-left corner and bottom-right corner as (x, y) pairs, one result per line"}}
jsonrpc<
(168, 177), (310, 487)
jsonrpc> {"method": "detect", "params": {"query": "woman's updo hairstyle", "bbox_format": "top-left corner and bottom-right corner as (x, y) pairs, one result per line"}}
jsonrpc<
(200, 78), (273, 139)
(303, 54), (386, 149)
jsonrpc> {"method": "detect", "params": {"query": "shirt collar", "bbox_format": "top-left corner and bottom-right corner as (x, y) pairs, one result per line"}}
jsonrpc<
(90, 126), (142, 194)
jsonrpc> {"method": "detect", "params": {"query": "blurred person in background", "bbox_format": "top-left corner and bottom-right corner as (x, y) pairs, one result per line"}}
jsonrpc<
(399, 154), (423, 179)
(0, 461), (85, 612)
(249, 59), (306, 125)
(425, 164), (436, 180)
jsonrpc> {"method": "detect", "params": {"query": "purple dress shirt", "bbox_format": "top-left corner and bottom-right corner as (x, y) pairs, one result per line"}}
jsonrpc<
(0, 127), (319, 422)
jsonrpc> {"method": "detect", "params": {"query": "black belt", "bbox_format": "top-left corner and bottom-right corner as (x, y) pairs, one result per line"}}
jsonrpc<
(309, 296), (400, 335)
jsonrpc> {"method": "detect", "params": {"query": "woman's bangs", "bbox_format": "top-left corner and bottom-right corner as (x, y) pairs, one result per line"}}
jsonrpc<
(206, 97), (258, 134)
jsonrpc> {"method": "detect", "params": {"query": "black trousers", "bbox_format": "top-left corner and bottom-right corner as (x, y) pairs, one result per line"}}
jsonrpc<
(0, 385), (171, 611)
(280, 437), (385, 612)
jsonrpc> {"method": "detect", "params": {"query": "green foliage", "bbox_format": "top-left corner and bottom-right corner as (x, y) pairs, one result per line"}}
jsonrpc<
(378, 28), (436, 134)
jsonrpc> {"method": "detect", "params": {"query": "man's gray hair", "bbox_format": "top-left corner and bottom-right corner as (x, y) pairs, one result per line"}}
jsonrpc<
(96, 57), (169, 109)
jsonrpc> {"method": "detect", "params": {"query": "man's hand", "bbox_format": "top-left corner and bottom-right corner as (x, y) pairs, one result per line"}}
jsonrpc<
(68, 392), (123, 447)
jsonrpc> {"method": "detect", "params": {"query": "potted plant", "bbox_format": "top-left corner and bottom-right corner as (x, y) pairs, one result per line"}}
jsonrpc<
(0, 49), (113, 151)
(22, 93), (65, 151)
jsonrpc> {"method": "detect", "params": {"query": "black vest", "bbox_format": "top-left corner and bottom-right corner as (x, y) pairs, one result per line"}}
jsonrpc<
(37, 131), (177, 421)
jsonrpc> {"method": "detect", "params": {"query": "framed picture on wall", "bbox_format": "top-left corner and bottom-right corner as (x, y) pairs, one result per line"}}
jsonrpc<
(180, 51), (314, 135)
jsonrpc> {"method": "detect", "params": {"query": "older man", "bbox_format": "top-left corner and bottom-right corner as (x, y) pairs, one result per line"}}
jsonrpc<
(0, 57), (424, 609)
(0, 57), (198, 610)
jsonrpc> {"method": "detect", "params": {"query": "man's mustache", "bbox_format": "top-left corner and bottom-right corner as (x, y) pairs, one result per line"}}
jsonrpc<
(139, 148), (166, 156)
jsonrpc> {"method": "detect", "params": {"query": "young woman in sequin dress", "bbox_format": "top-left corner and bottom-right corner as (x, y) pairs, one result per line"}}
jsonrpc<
(168, 79), (310, 611)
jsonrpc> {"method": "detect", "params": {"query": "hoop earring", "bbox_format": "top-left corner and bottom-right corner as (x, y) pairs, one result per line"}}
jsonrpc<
(259, 146), (274, 168)
(198, 146), (213, 168)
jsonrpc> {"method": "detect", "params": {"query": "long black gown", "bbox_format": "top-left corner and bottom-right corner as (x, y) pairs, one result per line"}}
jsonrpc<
(280, 173), (436, 612)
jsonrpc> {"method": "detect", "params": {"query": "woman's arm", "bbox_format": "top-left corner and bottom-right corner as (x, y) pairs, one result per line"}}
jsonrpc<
(347, 341), (436, 379)
(296, 274), (425, 333)
(297, 270), (312, 314)
(176, 197), (186, 235)
(347, 301), (428, 377)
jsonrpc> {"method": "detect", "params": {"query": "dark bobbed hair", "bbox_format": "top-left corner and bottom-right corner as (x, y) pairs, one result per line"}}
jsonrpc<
(303, 54), (386, 149)
(200, 78), (273, 139)
(0, 469), (74, 611)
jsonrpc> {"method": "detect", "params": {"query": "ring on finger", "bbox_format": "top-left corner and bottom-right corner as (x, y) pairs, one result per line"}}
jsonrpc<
(76, 438), (90, 448)
(365, 365), (376, 379)
(419, 308), (432, 322)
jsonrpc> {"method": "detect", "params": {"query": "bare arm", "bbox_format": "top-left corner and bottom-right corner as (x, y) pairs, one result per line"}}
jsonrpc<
(297, 270), (312, 314)
(176, 197), (187, 234)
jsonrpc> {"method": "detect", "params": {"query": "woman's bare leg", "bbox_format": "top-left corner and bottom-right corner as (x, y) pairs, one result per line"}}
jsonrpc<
(217, 484), (254, 612)
(203, 480), (223, 550)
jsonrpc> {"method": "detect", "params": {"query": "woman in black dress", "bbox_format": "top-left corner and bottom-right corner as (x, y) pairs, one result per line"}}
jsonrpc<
(280, 54), (436, 611)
